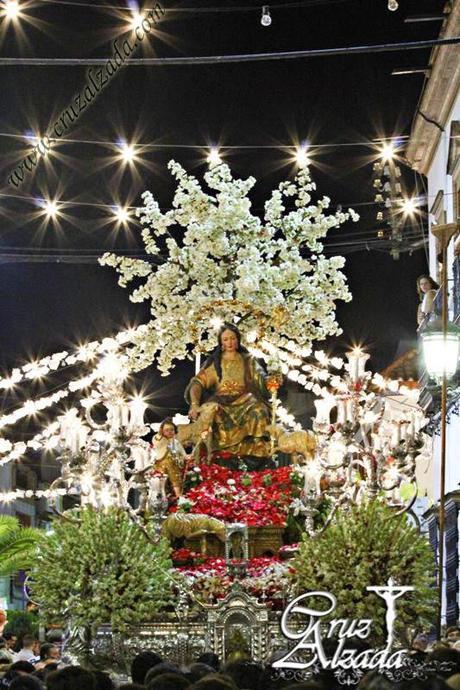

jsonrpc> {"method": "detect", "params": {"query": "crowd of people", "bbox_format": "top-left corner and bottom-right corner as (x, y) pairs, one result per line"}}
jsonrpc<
(0, 633), (460, 689)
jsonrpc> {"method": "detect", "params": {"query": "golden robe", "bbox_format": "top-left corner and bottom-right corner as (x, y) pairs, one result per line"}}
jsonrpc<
(186, 353), (271, 460)
(152, 435), (187, 496)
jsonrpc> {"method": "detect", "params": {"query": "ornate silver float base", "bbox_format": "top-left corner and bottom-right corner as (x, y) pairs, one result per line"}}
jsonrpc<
(93, 590), (287, 668)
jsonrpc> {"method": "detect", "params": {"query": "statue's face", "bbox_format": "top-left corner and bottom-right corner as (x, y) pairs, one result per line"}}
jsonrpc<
(220, 329), (238, 353)
(162, 423), (175, 439)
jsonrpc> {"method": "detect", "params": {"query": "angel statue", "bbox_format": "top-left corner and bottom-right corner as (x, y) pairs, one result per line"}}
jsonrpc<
(151, 417), (187, 496)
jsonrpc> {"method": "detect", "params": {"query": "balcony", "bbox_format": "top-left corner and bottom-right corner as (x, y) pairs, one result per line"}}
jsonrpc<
(418, 256), (460, 423)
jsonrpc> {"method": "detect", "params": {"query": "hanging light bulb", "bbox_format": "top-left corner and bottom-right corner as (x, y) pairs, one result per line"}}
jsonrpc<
(388, 0), (398, 11)
(295, 146), (309, 168)
(113, 205), (131, 224)
(261, 5), (272, 26)
(380, 143), (395, 161)
(2, 1), (20, 19)
(118, 141), (136, 165)
(402, 197), (417, 216)
(206, 147), (222, 167)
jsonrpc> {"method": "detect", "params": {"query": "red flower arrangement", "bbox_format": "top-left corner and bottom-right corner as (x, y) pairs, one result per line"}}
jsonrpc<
(172, 463), (297, 527)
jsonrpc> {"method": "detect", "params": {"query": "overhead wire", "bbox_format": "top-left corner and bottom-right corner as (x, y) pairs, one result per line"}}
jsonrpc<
(0, 37), (458, 66)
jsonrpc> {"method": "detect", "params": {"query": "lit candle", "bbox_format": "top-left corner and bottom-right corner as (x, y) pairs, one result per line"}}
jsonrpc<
(346, 399), (354, 422)
(371, 433), (381, 451)
(314, 398), (335, 425)
(128, 398), (147, 431)
(336, 400), (347, 425)
(303, 461), (321, 495)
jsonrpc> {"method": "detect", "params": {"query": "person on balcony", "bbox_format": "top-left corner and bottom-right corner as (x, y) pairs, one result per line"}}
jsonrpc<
(417, 274), (439, 328)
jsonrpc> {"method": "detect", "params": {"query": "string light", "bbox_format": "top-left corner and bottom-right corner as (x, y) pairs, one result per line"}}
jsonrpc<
(118, 141), (137, 165)
(295, 145), (309, 168)
(0, 326), (142, 391)
(129, 11), (143, 30)
(380, 143), (395, 161)
(402, 197), (417, 216)
(261, 5), (272, 26)
(2, 1), (20, 19)
(40, 199), (59, 220)
(112, 205), (131, 225)
(206, 147), (222, 167)
(0, 488), (70, 504)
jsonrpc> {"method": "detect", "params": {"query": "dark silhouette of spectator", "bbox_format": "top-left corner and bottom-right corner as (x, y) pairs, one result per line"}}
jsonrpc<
(185, 664), (216, 683)
(196, 654), (220, 672)
(131, 651), (163, 684)
(146, 673), (191, 690)
(45, 665), (96, 690)
(189, 675), (237, 690)
(93, 670), (115, 690)
(9, 678), (44, 690)
(1, 661), (36, 688)
(144, 662), (182, 685)
(223, 660), (263, 689)
(429, 648), (460, 678)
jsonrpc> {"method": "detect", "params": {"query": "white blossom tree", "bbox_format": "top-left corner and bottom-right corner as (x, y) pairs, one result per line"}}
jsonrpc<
(100, 161), (359, 374)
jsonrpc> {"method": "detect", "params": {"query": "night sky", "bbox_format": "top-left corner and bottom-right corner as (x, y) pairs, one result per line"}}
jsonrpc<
(0, 0), (445, 423)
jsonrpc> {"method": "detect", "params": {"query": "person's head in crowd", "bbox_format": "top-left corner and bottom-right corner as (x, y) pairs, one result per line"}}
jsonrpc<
(447, 628), (460, 643)
(256, 665), (293, 690)
(4, 632), (18, 650)
(412, 633), (429, 652)
(33, 664), (59, 683)
(9, 677), (43, 690)
(2, 660), (35, 681)
(185, 663), (216, 683)
(92, 670), (115, 690)
(131, 651), (163, 684)
(223, 660), (263, 689)
(189, 675), (237, 690)
(429, 647), (460, 677)
(45, 665), (96, 690)
(21, 635), (37, 651)
(196, 653), (220, 672)
(144, 663), (182, 685)
(146, 673), (191, 690)
(39, 644), (59, 662)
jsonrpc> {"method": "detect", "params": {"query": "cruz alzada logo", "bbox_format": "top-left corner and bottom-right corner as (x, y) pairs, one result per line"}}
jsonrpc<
(274, 579), (414, 674)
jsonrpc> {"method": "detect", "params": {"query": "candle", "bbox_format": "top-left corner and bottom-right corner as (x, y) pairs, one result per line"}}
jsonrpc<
(128, 398), (147, 431)
(314, 398), (335, 425)
(371, 433), (381, 451)
(346, 399), (354, 422)
(391, 424), (401, 447)
(337, 400), (347, 425)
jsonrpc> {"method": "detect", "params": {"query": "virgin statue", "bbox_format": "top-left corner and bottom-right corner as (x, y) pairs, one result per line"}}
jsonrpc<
(185, 323), (272, 468)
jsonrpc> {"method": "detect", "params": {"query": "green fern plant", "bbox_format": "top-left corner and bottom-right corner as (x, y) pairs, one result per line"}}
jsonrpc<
(30, 507), (175, 634)
(289, 501), (436, 645)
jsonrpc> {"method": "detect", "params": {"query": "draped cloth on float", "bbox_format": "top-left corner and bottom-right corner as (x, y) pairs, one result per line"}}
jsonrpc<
(185, 352), (271, 460)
